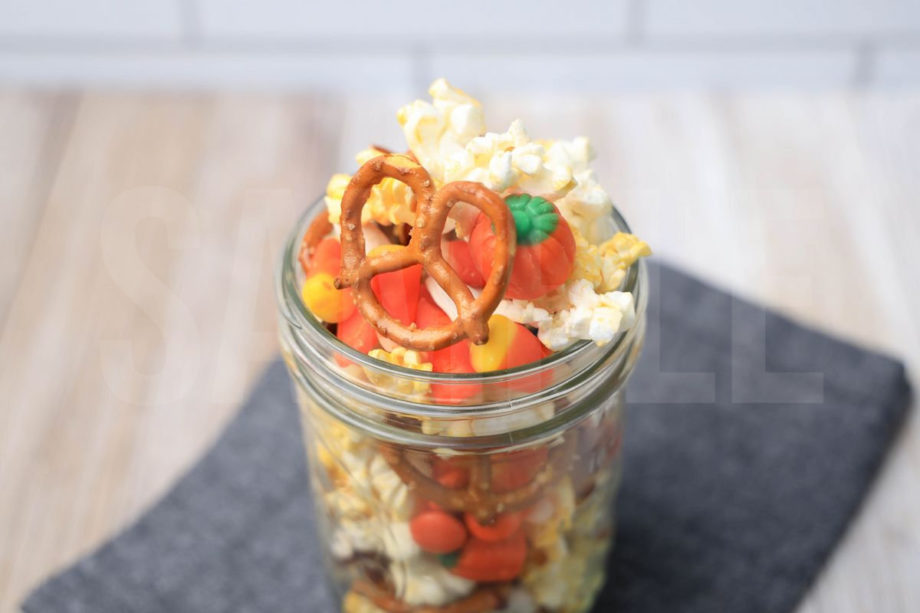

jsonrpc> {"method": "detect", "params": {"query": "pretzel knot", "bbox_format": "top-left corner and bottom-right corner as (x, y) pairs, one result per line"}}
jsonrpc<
(380, 435), (575, 523)
(336, 154), (515, 352)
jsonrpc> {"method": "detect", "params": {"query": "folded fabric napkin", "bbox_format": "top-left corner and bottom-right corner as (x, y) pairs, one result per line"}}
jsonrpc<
(24, 262), (911, 613)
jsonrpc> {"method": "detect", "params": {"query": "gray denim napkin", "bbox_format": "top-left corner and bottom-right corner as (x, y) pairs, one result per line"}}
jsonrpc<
(23, 262), (911, 613)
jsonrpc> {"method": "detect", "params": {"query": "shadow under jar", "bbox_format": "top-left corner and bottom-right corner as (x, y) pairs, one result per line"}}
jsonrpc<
(277, 197), (648, 613)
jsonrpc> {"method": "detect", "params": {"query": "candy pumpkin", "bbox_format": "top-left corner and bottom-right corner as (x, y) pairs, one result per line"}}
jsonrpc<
(470, 193), (575, 300)
(443, 237), (485, 288)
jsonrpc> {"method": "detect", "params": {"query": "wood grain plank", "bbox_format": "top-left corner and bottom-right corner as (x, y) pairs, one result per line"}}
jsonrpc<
(0, 90), (76, 328)
(0, 92), (215, 609)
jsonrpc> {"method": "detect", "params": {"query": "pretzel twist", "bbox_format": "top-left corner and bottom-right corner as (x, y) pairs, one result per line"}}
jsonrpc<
(381, 435), (575, 523)
(336, 154), (515, 351)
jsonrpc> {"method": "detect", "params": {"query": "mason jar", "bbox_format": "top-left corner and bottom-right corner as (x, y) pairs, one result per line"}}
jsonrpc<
(276, 197), (647, 613)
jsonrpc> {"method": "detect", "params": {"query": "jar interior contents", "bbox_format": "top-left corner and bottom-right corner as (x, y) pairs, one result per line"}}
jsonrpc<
(289, 79), (650, 612)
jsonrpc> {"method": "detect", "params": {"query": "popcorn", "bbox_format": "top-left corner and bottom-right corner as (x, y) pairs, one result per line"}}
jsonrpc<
(443, 120), (575, 198)
(365, 347), (433, 399)
(537, 280), (636, 350)
(571, 229), (651, 293)
(398, 78), (485, 181)
(470, 403), (555, 436)
(343, 591), (387, 613)
(324, 149), (415, 226)
(390, 556), (475, 607)
(381, 521), (420, 561)
(494, 298), (551, 327)
(330, 519), (381, 558)
(522, 479), (583, 610)
(368, 453), (413, 520)
(549, 137), (617, 245)
(525, 477), (576, 550)
(420, 418), (474, 437)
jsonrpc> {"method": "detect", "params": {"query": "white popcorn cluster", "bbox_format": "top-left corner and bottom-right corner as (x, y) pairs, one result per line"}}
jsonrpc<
(537, 280), (636, 351)
(397, 79), (617, 244)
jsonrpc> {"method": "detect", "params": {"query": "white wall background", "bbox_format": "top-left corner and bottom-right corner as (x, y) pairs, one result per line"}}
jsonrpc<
(0, 0), (919, 91)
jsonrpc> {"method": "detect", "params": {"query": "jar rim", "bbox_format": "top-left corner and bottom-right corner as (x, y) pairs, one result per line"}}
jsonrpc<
(276, 196), (647, 385)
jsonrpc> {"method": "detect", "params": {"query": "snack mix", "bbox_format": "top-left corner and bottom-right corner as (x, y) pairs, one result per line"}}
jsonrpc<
(295, 79), (650, 613)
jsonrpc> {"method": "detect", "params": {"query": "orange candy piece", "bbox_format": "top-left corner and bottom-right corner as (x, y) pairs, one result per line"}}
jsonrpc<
(309, 238), (343, 276)
(443, 237), (485, 288)
(450, 531), (527, 582)
(464, 512), (522, 543)
(335, 308), (379, 366)
(410, 510), (468, 554)
(432, 457), (470, 489)
(369, 245), (421, 326)
(468, 315), (544, 373)
(491, 447), (550, 493)
(302, 238), (355, 323)
(416, 290), (480, 403)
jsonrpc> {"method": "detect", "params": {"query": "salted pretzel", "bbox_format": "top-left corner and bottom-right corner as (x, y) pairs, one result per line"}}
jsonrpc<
(350, 578), (509, 613)
(381, 434), (575, 523)
(297, 210), (334, 275)
(335, 154), (515, 352)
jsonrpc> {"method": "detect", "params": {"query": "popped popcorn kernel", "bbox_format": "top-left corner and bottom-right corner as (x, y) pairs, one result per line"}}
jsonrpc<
(365, 347), (433, 398)
(571, 228), (652, 293)
(324, 149), (416, 226)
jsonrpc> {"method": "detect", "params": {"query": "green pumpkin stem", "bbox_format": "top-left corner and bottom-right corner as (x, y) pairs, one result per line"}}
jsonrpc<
(506, 193), (559, 246)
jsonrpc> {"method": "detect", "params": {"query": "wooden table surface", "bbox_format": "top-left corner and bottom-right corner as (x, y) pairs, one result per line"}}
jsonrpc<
(1, 89), (918, 612)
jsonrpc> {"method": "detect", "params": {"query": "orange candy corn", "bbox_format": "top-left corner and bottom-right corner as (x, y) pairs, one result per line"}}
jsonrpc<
(369, 245), (421, 326)
(416, 290), (480, 403)
(468, 315), (544, 373)
(335, 308), (378, 366)
(301, 238), (355, 323)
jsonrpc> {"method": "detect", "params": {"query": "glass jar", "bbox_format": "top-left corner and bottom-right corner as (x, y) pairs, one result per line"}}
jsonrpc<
(276, 198), (647, 613)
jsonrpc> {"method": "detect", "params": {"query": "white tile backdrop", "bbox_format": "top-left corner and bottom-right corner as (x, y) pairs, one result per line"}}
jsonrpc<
(0, 0), (918, 90)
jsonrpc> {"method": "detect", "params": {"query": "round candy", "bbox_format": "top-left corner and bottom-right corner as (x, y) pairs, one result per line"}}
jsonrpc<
(464, 512), (522, 542)
(450, 531), (527, 582)
(409, 510), (468, 554)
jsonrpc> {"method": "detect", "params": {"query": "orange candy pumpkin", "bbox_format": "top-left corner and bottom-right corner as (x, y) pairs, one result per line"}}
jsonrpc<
(470, 194), (575, 300)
